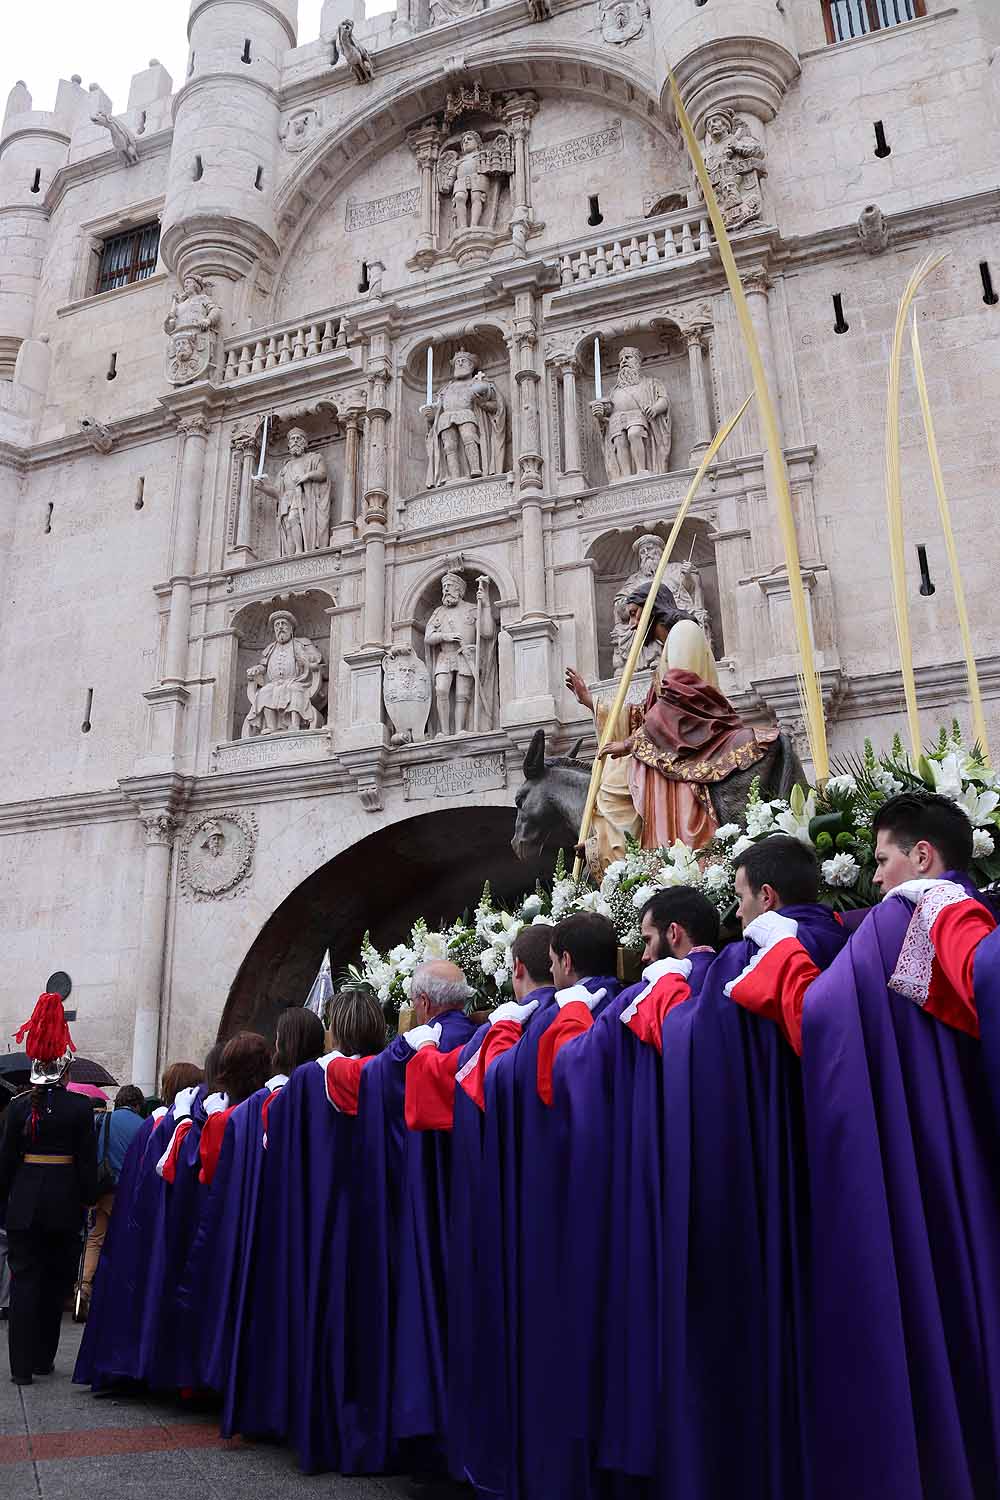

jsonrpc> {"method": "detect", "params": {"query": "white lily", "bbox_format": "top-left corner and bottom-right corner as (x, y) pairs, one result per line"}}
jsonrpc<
(957, 782), (1000, 825)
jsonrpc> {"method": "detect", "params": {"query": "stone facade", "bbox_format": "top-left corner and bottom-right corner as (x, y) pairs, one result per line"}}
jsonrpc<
(2, 0), (1000, 1088)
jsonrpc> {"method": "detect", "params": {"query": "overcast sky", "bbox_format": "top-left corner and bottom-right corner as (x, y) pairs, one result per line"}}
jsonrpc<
(4, 0), (394, 116)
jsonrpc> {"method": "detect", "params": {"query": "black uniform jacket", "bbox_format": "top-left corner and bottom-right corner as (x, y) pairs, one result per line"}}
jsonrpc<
(0, 1086), (99, 1233)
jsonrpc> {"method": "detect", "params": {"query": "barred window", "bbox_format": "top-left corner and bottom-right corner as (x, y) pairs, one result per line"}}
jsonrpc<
(94, 220), (160, 295)
(823, 0), (925, 43)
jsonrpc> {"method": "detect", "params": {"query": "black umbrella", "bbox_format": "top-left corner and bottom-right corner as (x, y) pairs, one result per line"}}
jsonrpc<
(0, 1052), (118, 1088)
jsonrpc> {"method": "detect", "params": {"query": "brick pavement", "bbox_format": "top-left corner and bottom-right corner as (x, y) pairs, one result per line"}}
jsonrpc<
(0, 1318), (433, 1499)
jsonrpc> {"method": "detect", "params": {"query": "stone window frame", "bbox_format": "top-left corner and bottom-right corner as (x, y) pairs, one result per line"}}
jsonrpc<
(70, 195), (166, 304)
(822, 0), (925, 44)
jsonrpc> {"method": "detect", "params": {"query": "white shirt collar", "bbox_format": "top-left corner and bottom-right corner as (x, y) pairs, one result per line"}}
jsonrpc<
(264, 1073), (288, 1091)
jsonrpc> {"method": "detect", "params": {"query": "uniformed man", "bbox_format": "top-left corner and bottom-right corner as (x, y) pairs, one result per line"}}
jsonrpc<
(0, 992), (98, 1384)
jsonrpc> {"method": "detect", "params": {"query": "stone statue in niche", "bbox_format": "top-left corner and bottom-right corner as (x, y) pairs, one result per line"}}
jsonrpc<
(91, 110), (139, 165)
(611, 532), (710, 671)
(430, 0), (486, 22)
(335, 19), (375, 83)
(591, 347), (672, 481)
(382, 645), (432, 746)
(164, 272), (221, 386)
(242, 610), (325, 737)
(252, 427), (333, 556)
(599, 0), (650, 45)
(422, 349), (508, 487)
(437, 129), (513, 235)
(700, 110), (766, 231)
(424, 569), (498, 737)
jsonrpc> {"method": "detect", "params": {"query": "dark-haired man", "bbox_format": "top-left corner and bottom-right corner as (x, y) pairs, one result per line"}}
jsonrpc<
(468, 912), (619, 1500)
(766, 790), (1000, 1500)
(535, 886), (720, 1490)
(653, 834), (846, 1500)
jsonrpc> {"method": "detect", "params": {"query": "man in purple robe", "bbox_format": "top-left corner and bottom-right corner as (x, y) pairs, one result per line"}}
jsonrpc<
(175, 1009), (325, 1401)
(466, 911), (620, 1500)
(404, 924), (557, 1490)
(791, 791), (999, 1500)
(659, 834), (846, 1500)
(382, 963), (478, 1472)
(544, 888), (719, 1489)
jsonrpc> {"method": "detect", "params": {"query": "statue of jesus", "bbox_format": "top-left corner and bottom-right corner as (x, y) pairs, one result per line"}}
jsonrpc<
(597, 581), (776, 850)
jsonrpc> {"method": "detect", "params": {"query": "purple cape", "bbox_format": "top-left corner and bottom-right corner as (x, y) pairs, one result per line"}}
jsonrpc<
(233, 1061), (361, 1472)
(444, 990), (555, 1488)
(73, 1110), (162, 1387)
(175, 1084), (273, 1395)
(804, 889), (1000, 1500)
(137, 1087), (214, 1391)
(551, 949), (716, 1484)
(470, 974), (620, 1500)
(658, 904), (847, 1500)
(389, 1007), (478, 1464)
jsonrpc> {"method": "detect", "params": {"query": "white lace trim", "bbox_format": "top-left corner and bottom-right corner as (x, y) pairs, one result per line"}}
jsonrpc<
(889, 880), (970, 1006)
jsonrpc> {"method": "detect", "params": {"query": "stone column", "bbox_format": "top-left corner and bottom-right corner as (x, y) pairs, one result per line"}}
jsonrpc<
(163, 413), (210, 684)
(229, 431), (256, 558)
(361, 337), (391, 648)
(131, 812), (178, 1096)
(341, 398), (366, 525)
(560, 361), (584, 482)
(503, 93), (538, 256)
(685, 327), (714, 459)
(407, 123), (442, 270)
(742, 264), (782, 449)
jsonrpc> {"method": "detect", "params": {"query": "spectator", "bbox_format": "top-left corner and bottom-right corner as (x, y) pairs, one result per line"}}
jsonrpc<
(77, 1085), (146, 1316)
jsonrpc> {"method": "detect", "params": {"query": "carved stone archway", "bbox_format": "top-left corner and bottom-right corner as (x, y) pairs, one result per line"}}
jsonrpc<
(263, 40), (669, 320)
(217, 805), (552, 1041)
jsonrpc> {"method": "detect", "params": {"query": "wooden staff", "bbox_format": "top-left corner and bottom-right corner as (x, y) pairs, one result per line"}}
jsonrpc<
(571, 393), (753, 881)
(884, 253), (946, 761)
(911, 315), (991, 763)
(666, 70), (829, 779)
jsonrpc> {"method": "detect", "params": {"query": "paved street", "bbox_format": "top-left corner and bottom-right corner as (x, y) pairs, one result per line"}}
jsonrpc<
(0, 1319), (418, 1499)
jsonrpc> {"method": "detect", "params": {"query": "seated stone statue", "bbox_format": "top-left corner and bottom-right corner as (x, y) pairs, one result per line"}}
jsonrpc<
(242, 610), (324, 737)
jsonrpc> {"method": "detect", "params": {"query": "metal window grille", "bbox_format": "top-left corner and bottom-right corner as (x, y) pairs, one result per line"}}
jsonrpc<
(95, 221), (160, 295)
(823, 0), (923, 43)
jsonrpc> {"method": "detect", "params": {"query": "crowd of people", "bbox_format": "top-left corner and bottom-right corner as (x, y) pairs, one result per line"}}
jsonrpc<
(3, 788), (1000, 1500)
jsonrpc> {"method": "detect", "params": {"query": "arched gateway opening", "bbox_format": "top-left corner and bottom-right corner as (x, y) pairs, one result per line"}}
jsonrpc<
(219, 807), (553, 1041)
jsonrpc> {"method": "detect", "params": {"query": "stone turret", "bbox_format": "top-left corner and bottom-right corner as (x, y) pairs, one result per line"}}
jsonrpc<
(0, 76), (95, 377)
(651, 0), (800, 130)
(160, 0), (299, 301)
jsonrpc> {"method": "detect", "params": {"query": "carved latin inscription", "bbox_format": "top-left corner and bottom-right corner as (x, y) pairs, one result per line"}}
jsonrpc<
(530, 121), (623, 178)
(402, 752), (507, 800)
(346, 187), (421, 232)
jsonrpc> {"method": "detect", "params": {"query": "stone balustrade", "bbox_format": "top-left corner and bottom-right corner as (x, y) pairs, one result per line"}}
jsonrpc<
(558, 209), (712, 287)
(222, 315), (349, 382)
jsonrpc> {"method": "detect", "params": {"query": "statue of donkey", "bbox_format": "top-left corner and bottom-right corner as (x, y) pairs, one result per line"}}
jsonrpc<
(511, 727), (805, 863)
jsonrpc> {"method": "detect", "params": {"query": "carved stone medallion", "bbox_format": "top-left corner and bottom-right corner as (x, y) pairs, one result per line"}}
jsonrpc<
(280, 108), (320, 153)
(599, 0), (649, 45)
(179, 810), (258, 901)
(166, 329), (212, 386)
